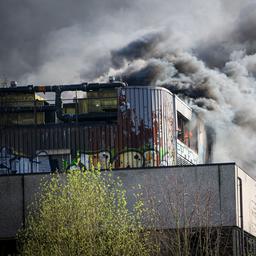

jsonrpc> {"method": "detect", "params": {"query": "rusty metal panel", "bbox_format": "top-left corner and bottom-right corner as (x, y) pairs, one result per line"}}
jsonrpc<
(0, 87), (177, 173)
(115, 87), (176, 168)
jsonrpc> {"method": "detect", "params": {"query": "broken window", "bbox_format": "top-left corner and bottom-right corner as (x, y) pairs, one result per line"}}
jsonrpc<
(177, 112), (198, 152)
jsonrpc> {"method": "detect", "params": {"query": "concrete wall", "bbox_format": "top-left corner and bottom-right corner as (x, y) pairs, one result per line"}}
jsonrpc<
(117, 164), (237, 229)
(0, 163), (239, 239)
(0, 174), (47, 239)
(236, 166), (256, 237)
(0, 176), (24, 238)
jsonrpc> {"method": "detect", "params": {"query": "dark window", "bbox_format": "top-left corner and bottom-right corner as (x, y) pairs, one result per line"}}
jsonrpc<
(79, 89), (117, 114)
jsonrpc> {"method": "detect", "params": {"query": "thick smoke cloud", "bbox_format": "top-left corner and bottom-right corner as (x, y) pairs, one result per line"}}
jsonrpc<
(111, 32), (165, 69)
(95, 3), (256, 176)
(1, 0), (256, 176)
(0, 0), (132, 82)
(197, 2), (256, 68)
(1, 0), (241, 83)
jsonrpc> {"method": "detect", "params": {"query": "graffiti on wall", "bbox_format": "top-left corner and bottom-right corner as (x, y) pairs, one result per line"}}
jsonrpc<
(144, 150), (159, 167)
(118, 88), (176, 167)
(0, 146), (175, 174)
(80, 151), (111, 169)
(0, 87), (177, 174)
(177, 141), (198, 164)
(78, 149), (175, 170)
(113, 150), (144, 168)
(0, 147), (52, 174)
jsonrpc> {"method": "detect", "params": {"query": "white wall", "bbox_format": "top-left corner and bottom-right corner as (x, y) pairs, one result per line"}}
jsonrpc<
(236, 166), (256, 237)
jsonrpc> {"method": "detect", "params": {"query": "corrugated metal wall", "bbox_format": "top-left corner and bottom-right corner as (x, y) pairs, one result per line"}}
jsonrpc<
(0, 87), (176, 174)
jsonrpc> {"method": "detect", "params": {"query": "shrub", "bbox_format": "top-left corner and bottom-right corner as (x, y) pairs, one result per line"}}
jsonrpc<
(18, 167), (154, 256)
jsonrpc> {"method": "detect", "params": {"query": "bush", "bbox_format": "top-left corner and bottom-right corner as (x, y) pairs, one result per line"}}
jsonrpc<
(18, 167), (154, 256)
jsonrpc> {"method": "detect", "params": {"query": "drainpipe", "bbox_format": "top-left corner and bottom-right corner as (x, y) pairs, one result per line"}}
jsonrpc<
(237, 177), (245, 255)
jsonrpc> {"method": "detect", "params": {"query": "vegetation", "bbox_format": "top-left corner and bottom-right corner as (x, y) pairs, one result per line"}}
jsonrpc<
(18, 164), (155, 256)
(18, 161), (232, 255)
(145, 177), (230, 256)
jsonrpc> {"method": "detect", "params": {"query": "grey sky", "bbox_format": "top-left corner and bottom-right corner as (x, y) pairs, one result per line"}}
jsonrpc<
(0, 0), (252, 84)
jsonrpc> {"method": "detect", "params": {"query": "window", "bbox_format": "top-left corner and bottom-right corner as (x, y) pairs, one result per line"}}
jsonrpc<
(177, 112), (198, 152)
(78, 89), (117, 114)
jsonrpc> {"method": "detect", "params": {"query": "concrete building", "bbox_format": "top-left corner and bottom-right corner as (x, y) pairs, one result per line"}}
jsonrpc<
(0, 163), (256, 255)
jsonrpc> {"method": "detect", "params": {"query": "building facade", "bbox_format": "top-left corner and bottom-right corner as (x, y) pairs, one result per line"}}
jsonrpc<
(0, 82), (208, 174)
(0, 164), (255, 255)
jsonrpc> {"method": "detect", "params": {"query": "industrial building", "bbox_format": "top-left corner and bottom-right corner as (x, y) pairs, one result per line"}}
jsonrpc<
(0, 82), (255, 255)
(0, 81), (207, 174)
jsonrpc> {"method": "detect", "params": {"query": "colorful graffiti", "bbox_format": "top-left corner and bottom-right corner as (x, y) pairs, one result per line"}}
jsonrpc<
(0, 87), (179, 174)
(113, 150), (144, 168)
(117, 88), (176, 167)
(80, 151), (111, 169)
(0, 147), (52, 174)
(78, 149), (174, 169)
(177, 141), (198, 164)
(144, 150), (159, 167)
(0, 146), (176, 174)
(160, 152), (175, 166)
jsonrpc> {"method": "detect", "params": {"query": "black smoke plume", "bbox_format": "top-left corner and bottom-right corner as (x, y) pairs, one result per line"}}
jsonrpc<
(97, 4), (256, 176)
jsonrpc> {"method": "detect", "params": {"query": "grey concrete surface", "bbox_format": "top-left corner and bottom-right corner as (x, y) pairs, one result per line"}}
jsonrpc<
(0, 176), (23, 238)
(0, 163), (247, 239)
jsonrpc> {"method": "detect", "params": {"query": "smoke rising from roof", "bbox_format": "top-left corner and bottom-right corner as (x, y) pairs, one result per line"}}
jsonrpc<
(111, 32), (165, 69)
(103, 33), (256, 176)
(1, 0), (256, 176)
(95, 3), (256, 176)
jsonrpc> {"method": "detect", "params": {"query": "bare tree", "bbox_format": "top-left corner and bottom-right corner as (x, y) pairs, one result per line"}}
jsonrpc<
(141, 173), (232, 256)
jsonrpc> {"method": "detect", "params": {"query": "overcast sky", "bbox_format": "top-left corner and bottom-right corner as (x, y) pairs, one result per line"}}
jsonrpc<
(0, 0), (252, 85)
